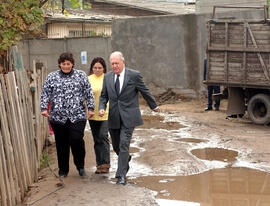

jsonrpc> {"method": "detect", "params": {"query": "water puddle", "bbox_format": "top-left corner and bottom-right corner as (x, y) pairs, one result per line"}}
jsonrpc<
(133, 167), (270, 206)
(191, 148), (238, 162)
(176, 138), (208, 144)
(139, 114), (185, 130)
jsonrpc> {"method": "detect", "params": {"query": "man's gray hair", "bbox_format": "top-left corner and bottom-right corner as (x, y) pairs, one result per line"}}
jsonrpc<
(110, 51), (125, 61)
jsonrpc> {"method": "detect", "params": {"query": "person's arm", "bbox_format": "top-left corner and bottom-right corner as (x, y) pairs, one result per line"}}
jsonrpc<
(135, 71), (158, 111)
(40, 74), (52, 116)
(98, 75), (109, 116)
(82, 72), (95, 117)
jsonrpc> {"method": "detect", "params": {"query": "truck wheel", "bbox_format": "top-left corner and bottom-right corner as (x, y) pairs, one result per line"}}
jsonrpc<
(247, 94), (270, 125)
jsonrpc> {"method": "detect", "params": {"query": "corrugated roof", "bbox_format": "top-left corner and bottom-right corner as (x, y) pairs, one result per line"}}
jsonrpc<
(94, 0), (195, 14)
(44, 8), (133, 22)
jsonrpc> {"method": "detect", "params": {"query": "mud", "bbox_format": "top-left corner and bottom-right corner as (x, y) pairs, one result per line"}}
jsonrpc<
(191, 147), (238, 162)
(139, 114), (185, 130)
(176, 138), (208, 144)
(24, 98), (270, 206)
(133, 167), (270, 206)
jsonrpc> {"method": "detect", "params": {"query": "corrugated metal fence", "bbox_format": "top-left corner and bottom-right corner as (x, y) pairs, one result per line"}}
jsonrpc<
(0, 47), (48, 206)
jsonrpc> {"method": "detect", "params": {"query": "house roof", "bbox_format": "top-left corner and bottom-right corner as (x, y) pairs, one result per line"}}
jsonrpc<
(44, 8), (132, 23)
(43, 0), (195, 24)
(93, 0), (195, 15)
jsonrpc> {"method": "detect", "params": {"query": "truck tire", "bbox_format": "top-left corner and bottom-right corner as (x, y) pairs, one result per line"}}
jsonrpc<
(247, 94), (270, 125)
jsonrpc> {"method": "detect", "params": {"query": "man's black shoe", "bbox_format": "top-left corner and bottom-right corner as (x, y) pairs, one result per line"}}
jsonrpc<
(79, 168), (86, 176)
(205, 107), (212, 111)
(116, 176), (127, 185)
(215, 107), (219, 111)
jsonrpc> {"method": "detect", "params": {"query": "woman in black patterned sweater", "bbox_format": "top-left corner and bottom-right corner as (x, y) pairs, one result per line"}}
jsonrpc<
(40, 52), (95, 177)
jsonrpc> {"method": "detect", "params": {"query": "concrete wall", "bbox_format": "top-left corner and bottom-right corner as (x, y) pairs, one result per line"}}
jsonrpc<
(18, 9), (264, 98)
(111, 9), (264, 97)
(18, 37), (112, 75)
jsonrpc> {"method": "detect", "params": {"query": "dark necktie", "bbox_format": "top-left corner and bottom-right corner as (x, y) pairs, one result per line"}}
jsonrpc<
(115, 74), (120, 95)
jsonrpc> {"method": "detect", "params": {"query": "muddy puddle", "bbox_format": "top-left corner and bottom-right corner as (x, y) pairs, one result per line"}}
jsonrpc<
(139, 114), (185, 130)
(133, 167), (270, 206)
(128, 111), (270, 205)
(191, 148), (238, 162)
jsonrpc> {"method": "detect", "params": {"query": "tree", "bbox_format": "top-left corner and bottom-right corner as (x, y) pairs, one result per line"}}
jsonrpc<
(0, 0), (91, 50)
(0, 0), (44, 50)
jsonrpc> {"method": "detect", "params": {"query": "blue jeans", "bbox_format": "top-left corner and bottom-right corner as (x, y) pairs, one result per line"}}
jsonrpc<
(207, 86), (220, 109)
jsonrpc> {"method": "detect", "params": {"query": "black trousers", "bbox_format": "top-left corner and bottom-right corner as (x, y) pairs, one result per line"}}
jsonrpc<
(50, 119), (86, 175)
(89, 120), (110, 166)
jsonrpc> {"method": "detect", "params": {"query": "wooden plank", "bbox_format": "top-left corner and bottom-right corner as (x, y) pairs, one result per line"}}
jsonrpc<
(250, 25), (270, 31)
(209, 57), (224, 62)
(32, 60), (42, 163)
(243, 23), (247, 85)
(249, 33), (270, 40)
(4, 73), (28, 195)
(0, 75), (21, 204)
(228, 62), (242, 68)
(209, 19), (269, 24)
(247, 23), (270, 80)
(24, 70), (38, 181)
(208, 46), (270, 53)
(16, 70), (38, 182)
(8, 73), (32, 185)
(0, 148), (7, 206)
(209, 66), (226, 72)
(0, 87), (8, 206)
(207, 22), (211, 48)
(0, 80), (18, 205)
(14, 71), (32, 182)
(0, 132), (12, 206)
(210, 62), (225, 67)
(41, 66), (49, 148)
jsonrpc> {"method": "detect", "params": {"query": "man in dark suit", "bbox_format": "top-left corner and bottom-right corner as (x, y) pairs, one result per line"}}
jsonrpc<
(99, 51), (159, 185)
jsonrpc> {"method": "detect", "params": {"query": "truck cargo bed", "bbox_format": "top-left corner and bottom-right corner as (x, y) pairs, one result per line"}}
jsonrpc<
(205, 18), (270, 89)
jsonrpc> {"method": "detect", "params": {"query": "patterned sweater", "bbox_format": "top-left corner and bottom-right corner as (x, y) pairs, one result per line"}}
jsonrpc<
(40, 69), (95, 124)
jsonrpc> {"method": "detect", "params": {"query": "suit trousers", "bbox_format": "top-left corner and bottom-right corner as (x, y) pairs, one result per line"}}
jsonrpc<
(50, 119), (86, 175)
(89, 120), (110, 166)
(109, 125), (134, 178)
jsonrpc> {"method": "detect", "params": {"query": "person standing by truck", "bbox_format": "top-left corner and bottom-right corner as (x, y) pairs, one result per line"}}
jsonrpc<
(203, 56), (220, 111)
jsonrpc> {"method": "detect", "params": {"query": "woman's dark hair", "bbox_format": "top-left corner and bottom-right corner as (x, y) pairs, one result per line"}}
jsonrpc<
(58, 52), (75, 68)
(89, 57), (107, 75)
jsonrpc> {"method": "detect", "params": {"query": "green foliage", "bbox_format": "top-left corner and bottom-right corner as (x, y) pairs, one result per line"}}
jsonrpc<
(69, 0), (81, 8)
(0, 0), (44, 50)
(40, 152), (51, 169)
(69, 0), (91, 9)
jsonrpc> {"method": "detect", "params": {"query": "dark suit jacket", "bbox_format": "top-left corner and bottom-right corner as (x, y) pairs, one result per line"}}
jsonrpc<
(99, 68), (157, 129)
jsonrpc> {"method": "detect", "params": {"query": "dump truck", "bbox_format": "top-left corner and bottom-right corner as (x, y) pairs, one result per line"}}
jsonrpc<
(204, 5), (270, 124)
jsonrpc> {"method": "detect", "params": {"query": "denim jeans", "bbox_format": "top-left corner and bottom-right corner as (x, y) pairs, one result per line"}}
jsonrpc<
(207, 86), (220, 109)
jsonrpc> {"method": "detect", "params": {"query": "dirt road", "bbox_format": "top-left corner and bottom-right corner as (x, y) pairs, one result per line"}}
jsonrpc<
(23, 98), (270, 206)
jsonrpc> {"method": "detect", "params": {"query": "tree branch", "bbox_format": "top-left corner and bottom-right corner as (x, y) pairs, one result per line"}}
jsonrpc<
(39, 0), (49, 7)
